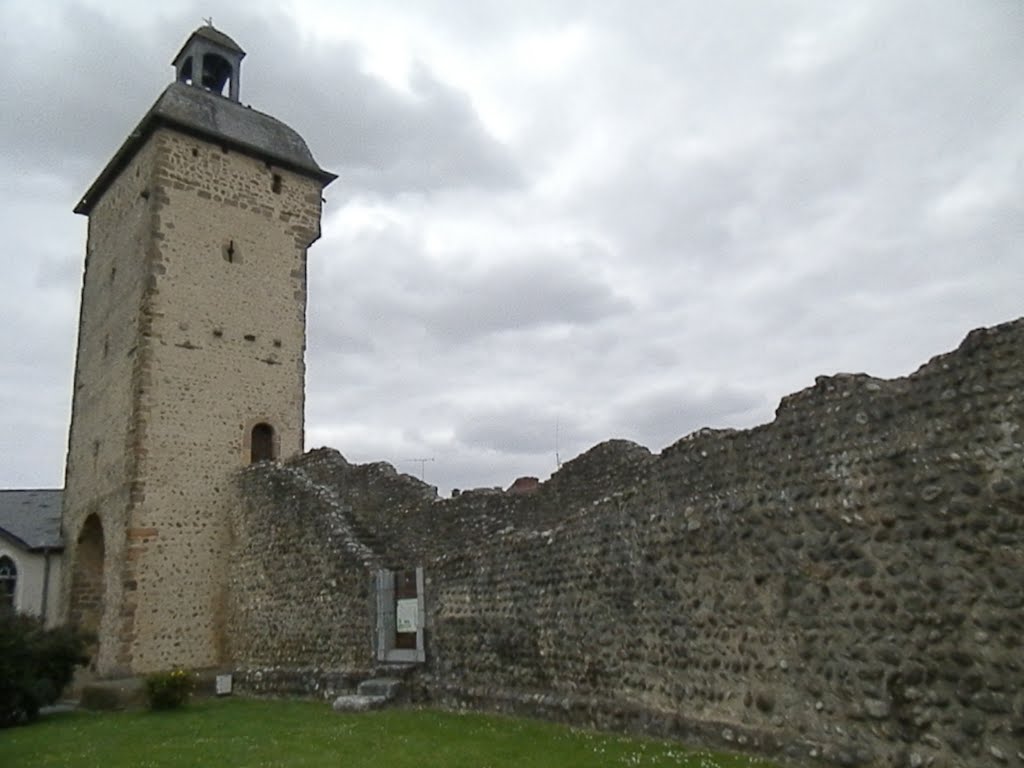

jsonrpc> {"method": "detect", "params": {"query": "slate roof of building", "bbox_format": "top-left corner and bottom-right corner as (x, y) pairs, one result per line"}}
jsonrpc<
(75, 81), (336, 214)
(173, 25), (246, 60)
(0, 489), (63, 551)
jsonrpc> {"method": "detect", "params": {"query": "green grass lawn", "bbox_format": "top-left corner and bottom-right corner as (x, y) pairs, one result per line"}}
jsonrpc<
(1, 698), (782, 768)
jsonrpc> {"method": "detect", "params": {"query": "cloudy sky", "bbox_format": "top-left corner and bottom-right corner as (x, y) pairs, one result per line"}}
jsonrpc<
(2, 0), (1021, 495)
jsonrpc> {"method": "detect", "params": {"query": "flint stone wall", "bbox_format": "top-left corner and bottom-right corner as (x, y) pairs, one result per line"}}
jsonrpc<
(228, 319), (1023, 767)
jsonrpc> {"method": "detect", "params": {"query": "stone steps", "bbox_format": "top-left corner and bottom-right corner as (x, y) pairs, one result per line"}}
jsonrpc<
(330, 693), (389, 712)
(331, 677), (405, 713)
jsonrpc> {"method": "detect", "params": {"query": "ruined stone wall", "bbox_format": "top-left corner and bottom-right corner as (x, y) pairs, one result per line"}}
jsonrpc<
(232, 319), (1023, 767)
(226, 462), (376, 697)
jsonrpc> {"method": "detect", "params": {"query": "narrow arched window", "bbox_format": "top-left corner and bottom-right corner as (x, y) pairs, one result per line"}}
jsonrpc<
(0, 556), (16, 610)
(250, 423), (276, 463)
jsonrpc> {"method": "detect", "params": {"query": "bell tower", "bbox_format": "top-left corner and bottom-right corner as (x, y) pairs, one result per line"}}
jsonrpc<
(61, 25), (335, 675)
(172, 25), (245, 100)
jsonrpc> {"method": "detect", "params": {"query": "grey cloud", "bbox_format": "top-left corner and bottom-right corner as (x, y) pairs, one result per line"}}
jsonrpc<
(34, 255), (82, 292)
(0, 409), (68, 488)
(558, 1), (1024, 281)
(455, 406), (585, 456)
(228, 18), (523, 196)
(307, 324), (374, 357)
(0, 3), (520, 198)
(424, 257), (631, 341)
(338, 64), (523, 195)
(0, 341), (74, 489)
(311, 223), (630, 350)
(604, 385), (765, 453)
(0, 5), (167, 182)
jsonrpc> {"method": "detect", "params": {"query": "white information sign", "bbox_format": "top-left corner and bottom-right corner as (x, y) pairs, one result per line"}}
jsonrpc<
(396, 598), (418, 633)
(215, 674), (233, 696)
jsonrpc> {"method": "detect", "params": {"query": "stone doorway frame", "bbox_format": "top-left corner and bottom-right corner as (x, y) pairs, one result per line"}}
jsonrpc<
(373, 567), (425, 663)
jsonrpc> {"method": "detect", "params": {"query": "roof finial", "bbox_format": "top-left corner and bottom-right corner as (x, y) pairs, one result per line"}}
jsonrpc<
(203, 16), (214, 27)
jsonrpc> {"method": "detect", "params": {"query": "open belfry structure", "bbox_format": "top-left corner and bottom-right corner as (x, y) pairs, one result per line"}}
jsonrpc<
(61, 25), (335, 675)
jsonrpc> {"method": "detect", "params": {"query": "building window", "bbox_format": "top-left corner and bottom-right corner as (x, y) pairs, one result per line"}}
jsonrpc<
(223, 239), (239, 264)
(250, 423), (276, 463)
(0, 556), (16, 610)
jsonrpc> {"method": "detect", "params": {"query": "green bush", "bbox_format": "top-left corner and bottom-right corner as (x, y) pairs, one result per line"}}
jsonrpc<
(145, 669), (194, 710)
(0, 609), (92, 728)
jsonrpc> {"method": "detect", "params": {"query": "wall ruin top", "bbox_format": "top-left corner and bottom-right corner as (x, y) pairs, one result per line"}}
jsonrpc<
(231, 317), (1023, 767)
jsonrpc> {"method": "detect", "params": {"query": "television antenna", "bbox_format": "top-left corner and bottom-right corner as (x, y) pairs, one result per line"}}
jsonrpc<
(404, 458), (435, 482)
(555, 417), (562, 470)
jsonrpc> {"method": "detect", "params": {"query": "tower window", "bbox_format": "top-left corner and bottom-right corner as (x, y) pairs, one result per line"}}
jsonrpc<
(271, 174), (282, 194)
(250, 423), (276, 463)
(0, 556), (17, 610)
(223, 239), (239, 264)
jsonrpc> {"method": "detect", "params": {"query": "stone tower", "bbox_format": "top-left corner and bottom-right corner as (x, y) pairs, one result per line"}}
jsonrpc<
(61, 26), (335, 676)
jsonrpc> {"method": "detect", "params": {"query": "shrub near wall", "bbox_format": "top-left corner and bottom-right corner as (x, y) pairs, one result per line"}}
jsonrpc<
(0, 611), (91, 727)
(145, 669), (194, 710)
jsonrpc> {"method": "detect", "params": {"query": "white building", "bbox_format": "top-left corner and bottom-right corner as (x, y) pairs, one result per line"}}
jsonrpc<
(0, 490), (63, 626)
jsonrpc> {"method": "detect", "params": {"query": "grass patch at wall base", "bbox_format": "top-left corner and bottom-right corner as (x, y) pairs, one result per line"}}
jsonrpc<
(2, 698), (782, 768)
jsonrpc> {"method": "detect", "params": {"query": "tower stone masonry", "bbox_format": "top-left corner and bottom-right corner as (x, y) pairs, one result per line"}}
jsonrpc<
(60, 25), (335, 675)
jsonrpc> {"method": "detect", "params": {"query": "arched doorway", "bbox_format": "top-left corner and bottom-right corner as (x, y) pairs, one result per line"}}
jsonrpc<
(69, 515), (105, 634)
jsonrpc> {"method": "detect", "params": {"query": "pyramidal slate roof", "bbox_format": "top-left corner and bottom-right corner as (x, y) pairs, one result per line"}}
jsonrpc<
(173, 25), (246, 60)
(75, 81), (336, 214)
(0, 489), (63, 551)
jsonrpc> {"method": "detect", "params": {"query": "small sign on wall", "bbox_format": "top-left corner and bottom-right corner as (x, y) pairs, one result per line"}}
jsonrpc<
(396, 598), (418, 633)
(216, 674), (233, 696)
